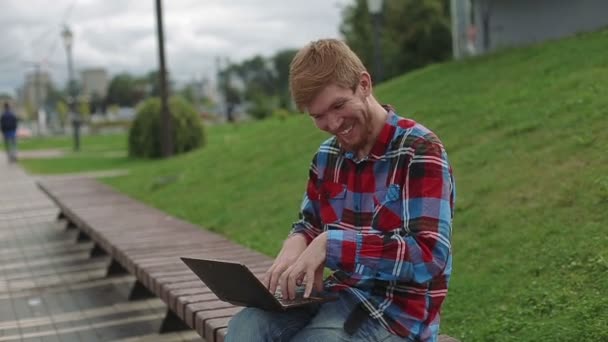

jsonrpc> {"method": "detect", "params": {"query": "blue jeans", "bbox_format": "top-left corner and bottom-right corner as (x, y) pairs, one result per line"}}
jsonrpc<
(225, 291), (408, 341)
(3, 133), (17, 162)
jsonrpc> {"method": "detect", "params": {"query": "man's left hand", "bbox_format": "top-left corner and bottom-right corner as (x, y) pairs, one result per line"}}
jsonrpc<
(278, 231), (328, 300)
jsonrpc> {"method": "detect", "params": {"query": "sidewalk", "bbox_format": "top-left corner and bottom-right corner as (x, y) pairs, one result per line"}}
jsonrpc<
(0, 161), (201, 341)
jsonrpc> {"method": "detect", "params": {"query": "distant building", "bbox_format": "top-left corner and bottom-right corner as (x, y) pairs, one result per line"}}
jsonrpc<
(451, 0), (608, 58)
(81, 68), (108, 99)
(20, 70), (51, 111)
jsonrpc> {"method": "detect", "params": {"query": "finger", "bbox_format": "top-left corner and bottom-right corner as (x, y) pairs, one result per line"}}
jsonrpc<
(269, 264), (288, 295)
(279, 266), (291, 300)
(304, 267), (314, 298)
(287, 268), (299, 300)
(286, 263), (304, 300)
(263, 265), (274, 289)
(296, 273), (305, 287)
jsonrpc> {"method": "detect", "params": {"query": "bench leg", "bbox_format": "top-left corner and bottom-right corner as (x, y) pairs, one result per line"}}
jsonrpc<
(106, 259), (128, 277)
(159, 309), (190, 333)
(76, 231), (91, 243)
(89, 243), (107, 258)
(65, 220), (78, 230)
(129, 280), (155, 301)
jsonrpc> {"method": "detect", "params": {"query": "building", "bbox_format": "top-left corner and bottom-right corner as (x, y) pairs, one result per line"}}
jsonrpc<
(451, 0), (608, 58)
(81, 68), (109, 99)
(21, 70), (51, 111)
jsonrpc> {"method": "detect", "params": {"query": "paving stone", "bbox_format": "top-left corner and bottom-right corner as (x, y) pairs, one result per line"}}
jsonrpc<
(0, 162), (178, 341)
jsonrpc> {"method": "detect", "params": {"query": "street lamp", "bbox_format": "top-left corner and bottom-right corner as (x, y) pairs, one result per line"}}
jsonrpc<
(61, 24), (81, 151)
(155, 0), (173, 157)
(367, 0), (384, 84)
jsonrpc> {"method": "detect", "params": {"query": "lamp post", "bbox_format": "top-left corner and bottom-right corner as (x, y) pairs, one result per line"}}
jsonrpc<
(155, 0), (173, 157)
(367, 0), (384, 84)
(61, 25), (80, 151)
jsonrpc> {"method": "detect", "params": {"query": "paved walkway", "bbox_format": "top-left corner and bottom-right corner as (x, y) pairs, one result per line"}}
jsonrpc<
(0, 161), (202, 341)
(18, 150), (66, 160)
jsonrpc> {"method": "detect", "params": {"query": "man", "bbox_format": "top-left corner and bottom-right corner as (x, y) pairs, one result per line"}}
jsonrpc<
(1, 102), (18, 162)
(227, 39), (455, 341)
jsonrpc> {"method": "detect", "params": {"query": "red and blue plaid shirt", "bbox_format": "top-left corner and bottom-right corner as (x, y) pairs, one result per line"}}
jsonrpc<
(291, 109), (455, 341)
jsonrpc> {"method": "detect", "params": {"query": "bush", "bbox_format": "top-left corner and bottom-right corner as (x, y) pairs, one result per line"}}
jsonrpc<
(128, 96), (205, 158)
(248, 94), (274, 120)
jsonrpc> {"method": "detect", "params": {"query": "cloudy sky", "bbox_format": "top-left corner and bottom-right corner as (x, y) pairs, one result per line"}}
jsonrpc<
(0, 0), (351, 96)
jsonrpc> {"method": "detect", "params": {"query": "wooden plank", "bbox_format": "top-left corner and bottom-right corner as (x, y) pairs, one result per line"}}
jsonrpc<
(197, 312), (238, 342)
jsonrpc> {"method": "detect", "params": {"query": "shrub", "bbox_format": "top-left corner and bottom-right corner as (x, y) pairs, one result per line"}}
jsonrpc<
(248, 94), (274, 120)
(128, 96), (205, 158)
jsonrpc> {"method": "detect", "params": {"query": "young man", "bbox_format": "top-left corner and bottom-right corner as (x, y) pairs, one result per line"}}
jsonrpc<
(227, 39), (455, 342)
(1, 102), (19, 162)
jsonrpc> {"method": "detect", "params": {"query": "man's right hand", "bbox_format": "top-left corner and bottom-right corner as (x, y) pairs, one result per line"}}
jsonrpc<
(264, 233), (308, 295)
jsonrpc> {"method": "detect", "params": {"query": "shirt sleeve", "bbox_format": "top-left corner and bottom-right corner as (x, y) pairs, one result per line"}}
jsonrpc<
(289, 154), (323, 244)
(325, 140), (455, 284)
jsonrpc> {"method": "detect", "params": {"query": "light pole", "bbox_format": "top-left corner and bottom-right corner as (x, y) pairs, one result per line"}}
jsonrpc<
(155, 0), (173, 158)
(367, 0), (384, 84)
(61, 25), (81, 151)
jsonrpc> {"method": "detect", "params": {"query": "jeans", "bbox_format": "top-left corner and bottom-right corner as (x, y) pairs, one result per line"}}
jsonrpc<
(3, 133), (17, 162)
(225, 291), (408, 341)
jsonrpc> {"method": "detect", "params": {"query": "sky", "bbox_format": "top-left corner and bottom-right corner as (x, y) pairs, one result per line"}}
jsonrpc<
(0, 0), (351, 96)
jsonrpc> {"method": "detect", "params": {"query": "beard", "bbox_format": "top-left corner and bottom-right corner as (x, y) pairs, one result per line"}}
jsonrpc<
(336, 108), (373, 153)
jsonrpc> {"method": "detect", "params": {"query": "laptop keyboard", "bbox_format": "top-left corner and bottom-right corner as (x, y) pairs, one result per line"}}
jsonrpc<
(274, 288), (320, 305)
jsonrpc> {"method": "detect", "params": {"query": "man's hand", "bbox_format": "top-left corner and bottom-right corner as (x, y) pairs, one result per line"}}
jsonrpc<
(279, 232), (327, 300)
(264, 233), (308, 295)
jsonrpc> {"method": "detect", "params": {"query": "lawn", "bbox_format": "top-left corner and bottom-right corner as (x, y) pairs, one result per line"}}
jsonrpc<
(17, 133), (142, 174)
(20, 29), (608, 341)
(17, 132), (127, 151)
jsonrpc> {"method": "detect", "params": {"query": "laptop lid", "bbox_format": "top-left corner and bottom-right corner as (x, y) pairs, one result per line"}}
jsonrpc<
(180, 257), (336, 311)
(180, 257), (284, 311)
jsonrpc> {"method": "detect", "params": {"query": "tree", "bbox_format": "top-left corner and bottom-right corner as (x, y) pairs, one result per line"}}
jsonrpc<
(89, 92), (105, 115)
(218, 66), (242, 122)
(56, 100), (68, 129)
(340, 0), (452, 82)
(106, 73), (144, 107)
(78, 99), (91, 122)
(385, 0), (452, 72)
(340, 0), (375, 74)
(272, 49), (297, 110)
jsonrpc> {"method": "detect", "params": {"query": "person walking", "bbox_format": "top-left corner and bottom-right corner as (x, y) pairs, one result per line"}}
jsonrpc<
(1, 102), (19, 162)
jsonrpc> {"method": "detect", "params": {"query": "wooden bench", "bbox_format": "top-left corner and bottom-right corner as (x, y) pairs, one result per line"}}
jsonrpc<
(38, 178), (459, 342)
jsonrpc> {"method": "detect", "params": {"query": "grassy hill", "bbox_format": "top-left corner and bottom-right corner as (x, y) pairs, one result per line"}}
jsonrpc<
(23, 29), (608, 341)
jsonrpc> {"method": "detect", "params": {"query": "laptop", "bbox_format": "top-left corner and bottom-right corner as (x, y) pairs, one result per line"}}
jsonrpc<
(180, 257), (337, 311)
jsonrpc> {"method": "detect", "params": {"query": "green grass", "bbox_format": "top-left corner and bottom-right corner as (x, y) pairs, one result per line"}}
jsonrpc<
(17, 133), (128, 151)
(18, 133), (141, 174)
(22, 29), (608, 341)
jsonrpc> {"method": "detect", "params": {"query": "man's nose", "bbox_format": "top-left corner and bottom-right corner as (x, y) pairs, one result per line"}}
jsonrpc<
(327, 116), (343, 133)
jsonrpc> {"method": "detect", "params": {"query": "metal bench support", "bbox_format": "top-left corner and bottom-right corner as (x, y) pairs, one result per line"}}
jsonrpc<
(129, 280), (156, 301)
(160, 309), (190, 333)
(106, 259), (128, 277)
(89, 243), (107, 258)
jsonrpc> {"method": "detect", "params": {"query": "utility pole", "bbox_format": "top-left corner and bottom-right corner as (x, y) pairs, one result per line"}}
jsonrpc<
(155, 0), (173, 158)
(62, 25), (81, 151)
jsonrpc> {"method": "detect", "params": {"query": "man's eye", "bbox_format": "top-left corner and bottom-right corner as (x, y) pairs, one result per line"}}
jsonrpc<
(334, 102), (345, 109)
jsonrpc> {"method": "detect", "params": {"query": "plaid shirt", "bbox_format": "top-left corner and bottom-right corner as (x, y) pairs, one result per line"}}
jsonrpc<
(291, 109), (455, 341)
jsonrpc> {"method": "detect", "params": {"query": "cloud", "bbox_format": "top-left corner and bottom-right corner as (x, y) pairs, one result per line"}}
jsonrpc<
(0, 0), (351, 95)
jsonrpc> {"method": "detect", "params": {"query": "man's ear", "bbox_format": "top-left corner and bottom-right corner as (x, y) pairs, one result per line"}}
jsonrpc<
(359, 72), (372, 96)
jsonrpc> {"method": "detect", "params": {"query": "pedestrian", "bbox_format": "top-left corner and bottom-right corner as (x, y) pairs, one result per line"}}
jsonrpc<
(1, 102), (19, 162)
